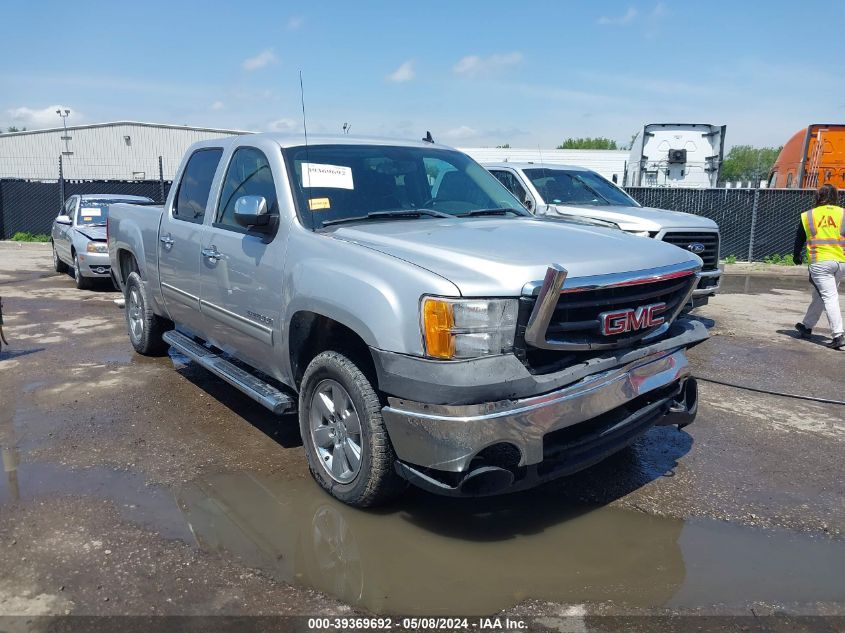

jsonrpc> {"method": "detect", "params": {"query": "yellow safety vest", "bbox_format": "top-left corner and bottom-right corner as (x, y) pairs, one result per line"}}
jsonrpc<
(801, 204), (845, 263)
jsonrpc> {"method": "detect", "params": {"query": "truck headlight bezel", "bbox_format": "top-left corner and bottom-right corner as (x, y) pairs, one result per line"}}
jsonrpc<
(420, 296), (518, 360)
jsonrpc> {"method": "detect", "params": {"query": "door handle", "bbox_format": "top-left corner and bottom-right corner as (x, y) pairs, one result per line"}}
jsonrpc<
(201, 246), (222, 261)
(160, 234), (174, 247)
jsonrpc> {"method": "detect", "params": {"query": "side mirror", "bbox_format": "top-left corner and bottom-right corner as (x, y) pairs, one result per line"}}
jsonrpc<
(56, 215), (72, 225)
(234, 196), (271, 229)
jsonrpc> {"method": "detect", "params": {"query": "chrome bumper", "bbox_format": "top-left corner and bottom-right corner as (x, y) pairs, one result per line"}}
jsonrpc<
(691, 268), (721, 297)
(382, 346), (693, 473)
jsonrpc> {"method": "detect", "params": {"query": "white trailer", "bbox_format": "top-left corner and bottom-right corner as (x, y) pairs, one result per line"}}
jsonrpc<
(624, 123), (726, 188)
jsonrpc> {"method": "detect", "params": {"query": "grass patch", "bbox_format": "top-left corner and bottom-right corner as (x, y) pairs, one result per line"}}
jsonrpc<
(8, 232), (51, 242)
(762, 253), (796, 266)
(722, 255), (738, 264)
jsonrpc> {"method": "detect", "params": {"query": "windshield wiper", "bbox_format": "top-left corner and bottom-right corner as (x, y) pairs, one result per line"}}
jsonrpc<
(321, 209), (450, 227)
(459, 208), (523, 217)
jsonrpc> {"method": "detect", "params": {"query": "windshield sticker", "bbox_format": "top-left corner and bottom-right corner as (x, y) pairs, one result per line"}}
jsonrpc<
(80, 208), (102, 216)
(308, 197), (331, 211)
(301, 163), (354, 190)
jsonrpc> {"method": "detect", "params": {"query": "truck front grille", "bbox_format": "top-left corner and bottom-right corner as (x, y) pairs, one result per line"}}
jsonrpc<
(515, 269), (698, 373)
(661, 232), (719, 270)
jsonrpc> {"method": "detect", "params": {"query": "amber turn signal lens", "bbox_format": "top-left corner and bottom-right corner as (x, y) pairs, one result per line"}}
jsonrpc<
(423, 298), (455, 359)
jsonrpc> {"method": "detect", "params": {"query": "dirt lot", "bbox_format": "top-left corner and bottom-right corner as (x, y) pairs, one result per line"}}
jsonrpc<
(1, 242), (843, 628)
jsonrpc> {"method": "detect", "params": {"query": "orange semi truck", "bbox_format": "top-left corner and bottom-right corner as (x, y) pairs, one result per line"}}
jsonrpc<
(768, 124), (845, 189)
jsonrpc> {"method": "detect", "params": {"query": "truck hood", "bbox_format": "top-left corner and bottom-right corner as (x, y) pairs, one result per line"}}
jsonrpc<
(538, 204), (718, 232)
(328, 217), (701, 296)
(75, 225), (107, 241)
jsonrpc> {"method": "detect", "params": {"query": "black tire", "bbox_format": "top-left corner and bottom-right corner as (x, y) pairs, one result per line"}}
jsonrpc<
(299, 350), (405, 507)
(124, 271), (171, 356)
(52, 242), (69, 273)
(73, 253), (93, 290)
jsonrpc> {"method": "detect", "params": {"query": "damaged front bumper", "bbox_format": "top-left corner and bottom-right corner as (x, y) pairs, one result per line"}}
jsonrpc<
(380, 319), (707, 496)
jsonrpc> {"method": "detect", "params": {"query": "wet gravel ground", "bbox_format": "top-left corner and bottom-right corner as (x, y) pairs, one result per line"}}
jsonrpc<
(1, 243), (843, 628)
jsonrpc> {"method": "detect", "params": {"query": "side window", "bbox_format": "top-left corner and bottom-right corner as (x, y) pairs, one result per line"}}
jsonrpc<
(491, 170), (527, 201)
(786, 173), (794, 188)
(173, 148), (223, 223)
(216, 147), (278, 228)
(62, 197), (75, 218)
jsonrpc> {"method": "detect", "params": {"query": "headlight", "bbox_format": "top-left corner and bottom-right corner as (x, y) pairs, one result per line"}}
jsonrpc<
(86, 242), (108, 253)
(625, 230), (651, 238)
(421, 297), (518, 359)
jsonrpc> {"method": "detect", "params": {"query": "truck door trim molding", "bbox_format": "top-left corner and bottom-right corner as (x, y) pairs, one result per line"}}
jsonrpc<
(199, 299), (274, 345)
(161, 282), (200, 309)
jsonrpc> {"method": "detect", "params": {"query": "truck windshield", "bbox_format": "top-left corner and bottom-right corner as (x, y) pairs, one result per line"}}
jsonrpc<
(523, 168), (640, 208)
(283, 144), (528, 229)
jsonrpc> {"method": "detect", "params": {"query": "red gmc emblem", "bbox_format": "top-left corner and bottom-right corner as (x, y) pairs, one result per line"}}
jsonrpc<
(599, 302), (667, 336)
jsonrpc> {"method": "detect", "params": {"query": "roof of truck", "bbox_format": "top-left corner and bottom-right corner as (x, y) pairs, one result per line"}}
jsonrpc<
(259, 133), (455, 151)
(482, 161), (591, 172)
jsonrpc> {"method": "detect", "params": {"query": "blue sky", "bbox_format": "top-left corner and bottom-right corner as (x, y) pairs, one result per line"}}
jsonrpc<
(1, 0), (841, 149)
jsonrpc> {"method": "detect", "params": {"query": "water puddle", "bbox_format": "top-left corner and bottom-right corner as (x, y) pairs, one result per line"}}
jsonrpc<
(719, 274), (810, 295)
(1, 459), (844, 615)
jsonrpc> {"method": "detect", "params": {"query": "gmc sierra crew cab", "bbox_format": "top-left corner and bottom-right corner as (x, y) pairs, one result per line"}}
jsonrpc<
(108, 133), (708, 507)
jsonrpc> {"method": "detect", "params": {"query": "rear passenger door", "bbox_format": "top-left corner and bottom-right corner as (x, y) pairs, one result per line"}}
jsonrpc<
(199, 146), (283, 375)
(158, 147), (223, 338)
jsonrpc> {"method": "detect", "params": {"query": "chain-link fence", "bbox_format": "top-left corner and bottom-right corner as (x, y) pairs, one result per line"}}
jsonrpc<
(625, 187), (845, 261)
(0, 155), (173, 238)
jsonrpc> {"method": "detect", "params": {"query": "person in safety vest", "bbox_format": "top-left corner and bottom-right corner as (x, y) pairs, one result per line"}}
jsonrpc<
(792, 184), (845, 349)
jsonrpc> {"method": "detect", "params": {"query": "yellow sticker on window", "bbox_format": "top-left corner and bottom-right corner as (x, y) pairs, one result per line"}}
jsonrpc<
(308, 197), (331, 211)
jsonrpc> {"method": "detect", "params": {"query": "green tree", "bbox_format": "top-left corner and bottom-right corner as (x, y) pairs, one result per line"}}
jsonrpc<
(720, 145), (782, 183)
(557, 137), (618, 150)
(496, 143), (511, 148)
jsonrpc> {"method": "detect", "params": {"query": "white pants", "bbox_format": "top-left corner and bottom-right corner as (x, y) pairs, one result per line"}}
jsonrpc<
(802, 261), (845, 336)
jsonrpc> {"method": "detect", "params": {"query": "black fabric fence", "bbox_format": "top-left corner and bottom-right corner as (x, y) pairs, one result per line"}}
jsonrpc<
(625, 187), (845, 261)
(0, 178), (171, 239)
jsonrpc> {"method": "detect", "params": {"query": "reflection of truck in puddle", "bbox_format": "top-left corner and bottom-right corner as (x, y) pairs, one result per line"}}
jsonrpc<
(174, 472), (686, 615)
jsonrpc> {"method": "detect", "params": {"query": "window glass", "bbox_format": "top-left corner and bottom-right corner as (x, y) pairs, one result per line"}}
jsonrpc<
(216, 147), (278, 228)
(283, 145), (526, 229)
(768, 172), (778, 188)
(786, 173), (794, 188)
(63, 197), (75, 218)
(523, 168), (639, 207)
(174, 148), (223, 223)
(490, 170), (527, 201)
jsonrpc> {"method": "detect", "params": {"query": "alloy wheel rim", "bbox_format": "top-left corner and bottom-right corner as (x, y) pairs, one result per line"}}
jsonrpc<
(309, 379), (363, 484)
(128, 287), (144, 341)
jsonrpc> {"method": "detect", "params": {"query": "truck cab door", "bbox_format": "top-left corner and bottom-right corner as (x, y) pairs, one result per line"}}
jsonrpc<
(489, 169), (536, 212)
(199, 146), (284, 377)
(158, 148), (223, 338)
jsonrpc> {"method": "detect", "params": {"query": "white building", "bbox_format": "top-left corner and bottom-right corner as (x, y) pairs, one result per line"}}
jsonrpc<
(460, 147), (630, 184)
(0, 121), (250, 181)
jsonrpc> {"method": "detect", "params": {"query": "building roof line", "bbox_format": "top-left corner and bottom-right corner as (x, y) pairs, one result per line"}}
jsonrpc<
(0, 120), (253, 137)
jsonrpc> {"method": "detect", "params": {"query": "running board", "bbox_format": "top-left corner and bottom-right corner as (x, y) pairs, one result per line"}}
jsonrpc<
(163, 330), (295, 415)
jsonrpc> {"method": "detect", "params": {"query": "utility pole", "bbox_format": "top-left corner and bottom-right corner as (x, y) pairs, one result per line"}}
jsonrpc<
(56, 109), (72, 155)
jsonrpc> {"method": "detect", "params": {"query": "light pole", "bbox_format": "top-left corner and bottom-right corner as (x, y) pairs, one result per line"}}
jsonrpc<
(56, 109), (71, 154)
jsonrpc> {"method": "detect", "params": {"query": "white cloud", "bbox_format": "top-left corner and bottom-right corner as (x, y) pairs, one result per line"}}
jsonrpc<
(267, 118), (299, 132)
(242, 49), (278, 71)
(287, 16), (304, 30)
(453, 52), (523, 77)
(597, 7), (638, 25)
(7, 105), (79, 129)
(387, 60), (415, 83)
(441, 125), (479, 140)
(210, 101), (225, 111)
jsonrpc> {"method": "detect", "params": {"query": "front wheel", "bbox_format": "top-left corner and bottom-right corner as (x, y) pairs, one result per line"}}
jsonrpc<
(299, 351), (405, 507)
(73, 254), (93, 290)
(124, 271), (171, 356)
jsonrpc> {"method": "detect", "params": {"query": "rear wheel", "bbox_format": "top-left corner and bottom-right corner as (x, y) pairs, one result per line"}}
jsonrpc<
(125, 271), (171, 356)
(73, 253), (93, 290)
(299, 350), (404, 507)
(52, 242), (68, 273)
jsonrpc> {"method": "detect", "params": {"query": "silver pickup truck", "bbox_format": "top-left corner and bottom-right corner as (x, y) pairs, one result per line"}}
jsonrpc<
(485, 162), (722, 307)
(108, 134), (708, 507)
